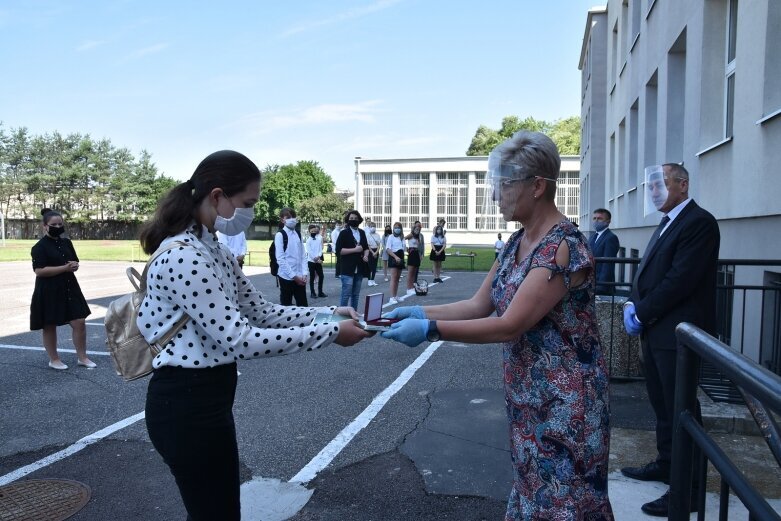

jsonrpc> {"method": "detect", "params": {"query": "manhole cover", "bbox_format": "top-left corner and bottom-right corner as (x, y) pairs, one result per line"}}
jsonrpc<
(0, 479), (91, 521)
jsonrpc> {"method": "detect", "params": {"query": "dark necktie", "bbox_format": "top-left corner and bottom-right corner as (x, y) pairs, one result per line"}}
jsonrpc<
(642, 216), (670, 263)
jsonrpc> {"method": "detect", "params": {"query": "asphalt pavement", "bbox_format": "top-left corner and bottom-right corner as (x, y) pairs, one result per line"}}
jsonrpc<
(0, 261), (779, 520)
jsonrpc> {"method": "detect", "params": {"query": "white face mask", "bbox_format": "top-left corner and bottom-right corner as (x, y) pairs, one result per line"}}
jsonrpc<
(368, 226), (375, 233)
(284, 218), (298, 229)
(215, 206), (254, 236)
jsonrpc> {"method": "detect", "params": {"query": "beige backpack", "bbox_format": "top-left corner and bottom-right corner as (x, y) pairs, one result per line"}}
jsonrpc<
(104, 242), (189, 381)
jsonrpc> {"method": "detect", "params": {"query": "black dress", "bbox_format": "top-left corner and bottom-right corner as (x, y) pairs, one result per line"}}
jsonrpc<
(30, 236), (91, 330)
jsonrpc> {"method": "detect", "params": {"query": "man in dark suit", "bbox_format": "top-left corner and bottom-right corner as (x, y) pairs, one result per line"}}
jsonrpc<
(621, 163), (720, 516)
(589, 208), (620, 294)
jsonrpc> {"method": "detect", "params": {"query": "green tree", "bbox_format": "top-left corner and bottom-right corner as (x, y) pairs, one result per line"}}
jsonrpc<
(298, 193), (350, 224)
(466, 115), (580, 156)
(257, 160), (336, 221)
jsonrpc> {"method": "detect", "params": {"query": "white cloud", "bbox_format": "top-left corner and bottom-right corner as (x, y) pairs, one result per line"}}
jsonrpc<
(281, 0), (404, 37)
(127, 42), (169, 59)
(76, 40), (105, 52)
(229, 100), (383, 134)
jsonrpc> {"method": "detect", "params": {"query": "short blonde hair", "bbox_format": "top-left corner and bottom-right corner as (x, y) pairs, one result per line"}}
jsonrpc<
(499, 131), (560, 201)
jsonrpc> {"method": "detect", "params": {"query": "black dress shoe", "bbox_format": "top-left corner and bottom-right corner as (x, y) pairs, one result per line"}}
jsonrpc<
(621, 461), (670, 483)
(318, 292), (327, 298)
(641, 490), (699, 517)
(310, 293), (318, 299)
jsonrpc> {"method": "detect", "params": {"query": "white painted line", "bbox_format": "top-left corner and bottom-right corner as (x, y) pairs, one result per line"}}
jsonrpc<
(290, 340), (443, 484)
(0, 411), (145, 486)
(0, 344), (110, 356)
(85, 323), (105, 327)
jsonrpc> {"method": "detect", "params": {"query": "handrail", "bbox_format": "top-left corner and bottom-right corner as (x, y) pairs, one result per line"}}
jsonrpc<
(670, 323), (781, 520)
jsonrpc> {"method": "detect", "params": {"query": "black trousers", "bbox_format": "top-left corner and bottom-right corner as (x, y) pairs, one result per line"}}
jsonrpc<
(367, 255), (379, 280)
(641, 340), (702, 486)
(308, 261), (324, 295)
(278, 276), (308, 306)
(146, 363), (240, 521)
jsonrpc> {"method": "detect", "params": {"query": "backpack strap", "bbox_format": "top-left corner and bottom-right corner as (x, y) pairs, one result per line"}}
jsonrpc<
(132, 240), (191, 351)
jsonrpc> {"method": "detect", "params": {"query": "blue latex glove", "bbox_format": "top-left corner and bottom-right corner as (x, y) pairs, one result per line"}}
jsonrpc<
(623, 302), (643, 336)
(381, 318), (429, 347)
(382, 305), (426, 320)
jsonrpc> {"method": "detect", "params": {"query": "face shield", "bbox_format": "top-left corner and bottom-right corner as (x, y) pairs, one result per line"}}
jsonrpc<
(478, 148), (531, 229)
(644, 165), (668, 217)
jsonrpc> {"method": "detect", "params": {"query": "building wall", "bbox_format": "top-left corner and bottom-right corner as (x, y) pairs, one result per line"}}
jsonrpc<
(581, 0), (781, 361)
(354, 155), (581, 246)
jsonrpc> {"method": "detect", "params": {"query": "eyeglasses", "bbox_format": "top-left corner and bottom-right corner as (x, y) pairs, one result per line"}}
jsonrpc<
(494, 176), (555, 190)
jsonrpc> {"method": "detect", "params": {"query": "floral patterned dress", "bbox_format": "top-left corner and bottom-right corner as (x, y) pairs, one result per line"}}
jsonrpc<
(490, 221), (613, 521)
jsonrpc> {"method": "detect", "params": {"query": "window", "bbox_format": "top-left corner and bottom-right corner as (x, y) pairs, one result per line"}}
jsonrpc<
(631, 0), (641, 51)
(724, 0), (738, 137)
(644, 71), (658, 170)
(435, 173), (468, 230)
(556, 171), (580, 223)
(361, 173), (392, 228)
(398, 173), (429, 230)
(629, 99), (639, 188)
(762, 0), (781, 120)
(475, 173), (508, 231)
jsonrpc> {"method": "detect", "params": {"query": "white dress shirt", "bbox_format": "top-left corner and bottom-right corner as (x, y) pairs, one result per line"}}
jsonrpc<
(659, 198), (692, 236)
(306, 234), (324, 262)
(216, 231), (247, 259)
(275, 227), (306, 281)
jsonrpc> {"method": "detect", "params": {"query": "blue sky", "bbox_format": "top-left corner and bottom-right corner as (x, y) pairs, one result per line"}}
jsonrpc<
(1, 0), (599, 188)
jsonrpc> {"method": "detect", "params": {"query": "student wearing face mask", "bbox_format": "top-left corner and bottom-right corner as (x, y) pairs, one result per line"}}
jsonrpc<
(138, 151), (371, 521)
(335, 210), (370, 309)
(429, 225), (447, 283)
(30, 208), (95, 370)
(275, 208), (308, 306)
(365, 220), (382, 287)
(381, 225), (392, 281)
(385, 222), (406, 305)
(306, 223), (327, 299)
(404, 221), (424, 295)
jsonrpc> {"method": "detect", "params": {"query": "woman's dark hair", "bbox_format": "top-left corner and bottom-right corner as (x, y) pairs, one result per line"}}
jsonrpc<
(41, 208), (62, 225)
(344, 210), (363, 225)
(139, 150), (261, 254)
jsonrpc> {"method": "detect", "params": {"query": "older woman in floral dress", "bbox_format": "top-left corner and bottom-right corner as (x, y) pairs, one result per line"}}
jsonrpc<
(382, 131), (613, 520)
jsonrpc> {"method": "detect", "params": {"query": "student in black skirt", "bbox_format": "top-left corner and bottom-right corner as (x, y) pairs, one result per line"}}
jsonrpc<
(385, 222), (406, 305)
(429, 225), (447, 283)
(405, 223), (423, 295)
(30, 209), (96, 370)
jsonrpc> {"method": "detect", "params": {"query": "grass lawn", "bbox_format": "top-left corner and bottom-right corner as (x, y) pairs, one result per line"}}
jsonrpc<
(1, 239), (498, 271)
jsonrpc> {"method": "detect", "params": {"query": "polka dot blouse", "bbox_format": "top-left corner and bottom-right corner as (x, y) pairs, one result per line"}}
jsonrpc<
(139, 225), (339, 369)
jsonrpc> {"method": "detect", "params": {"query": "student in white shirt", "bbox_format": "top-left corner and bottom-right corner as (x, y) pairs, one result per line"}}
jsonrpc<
(216, 230), (247, 268)
(365, 220), (382, 287)
(429, 225), (447, 283)
(306, 223), (327, 298)
(385, 222), (406, 304)
(275, 207), (307, 306)
(381, 225), (392, 281)
(137, 150), (369, 521)
(494, 233), (505, 259)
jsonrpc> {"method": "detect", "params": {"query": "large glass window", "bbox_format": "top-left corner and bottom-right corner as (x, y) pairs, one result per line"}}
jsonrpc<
(475, 173), (508, 231)
(435, 173), (467, 230)
(361, 173), (392, 227)
(556, 171), (581, 224)
(398, 173), (429, 230)
(725, 0), (738, 137)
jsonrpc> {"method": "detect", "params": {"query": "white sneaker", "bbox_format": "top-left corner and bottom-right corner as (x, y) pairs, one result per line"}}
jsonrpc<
(388, 297), (398, 305)
(48, 360), (68, 370)
(384, 277), (389, 282)
(406, 288), (416, 296)
(368, 280), (377, 287)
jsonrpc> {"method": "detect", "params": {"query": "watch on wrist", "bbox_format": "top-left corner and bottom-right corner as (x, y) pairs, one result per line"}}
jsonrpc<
(426, 320), (441, 342)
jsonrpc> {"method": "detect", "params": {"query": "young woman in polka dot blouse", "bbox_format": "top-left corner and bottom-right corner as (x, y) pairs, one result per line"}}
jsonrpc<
(139, 150), (371, 520)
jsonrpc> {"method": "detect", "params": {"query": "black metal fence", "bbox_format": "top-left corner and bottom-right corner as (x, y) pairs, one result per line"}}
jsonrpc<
(594, 257), (781, 403)
(670, 323), (781, 520)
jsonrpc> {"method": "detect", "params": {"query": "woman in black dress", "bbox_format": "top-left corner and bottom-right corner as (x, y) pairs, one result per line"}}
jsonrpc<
(30, 209), (95, 370)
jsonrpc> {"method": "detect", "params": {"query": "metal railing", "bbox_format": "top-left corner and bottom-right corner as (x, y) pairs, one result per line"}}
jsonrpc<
(593, 257), (781, 401)
(670, 323), (781, 520)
